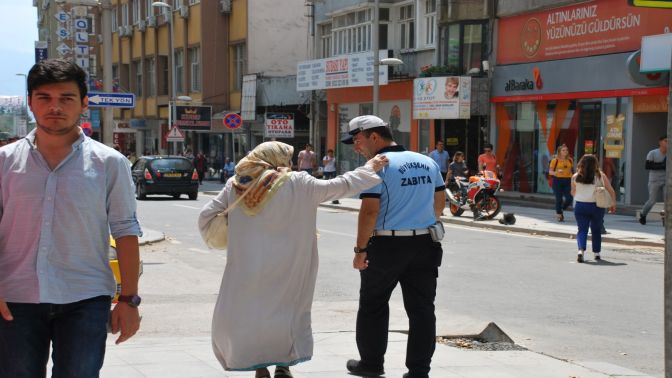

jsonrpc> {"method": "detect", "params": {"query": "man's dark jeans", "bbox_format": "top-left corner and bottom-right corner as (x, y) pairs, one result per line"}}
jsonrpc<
(356, 234), (442, 378)
(0, 295), (111, 378)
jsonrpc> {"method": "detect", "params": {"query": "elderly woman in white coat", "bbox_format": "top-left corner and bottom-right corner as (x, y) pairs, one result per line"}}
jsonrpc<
(198, 141), (388, 378)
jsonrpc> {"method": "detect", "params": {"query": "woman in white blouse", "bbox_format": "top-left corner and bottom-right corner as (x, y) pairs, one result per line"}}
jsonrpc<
(570, 154), (616, 263)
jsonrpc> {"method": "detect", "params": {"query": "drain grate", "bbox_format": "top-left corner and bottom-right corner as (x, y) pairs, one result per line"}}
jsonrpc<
(437, 336), (527, 351)
(436, 322), (526, 351)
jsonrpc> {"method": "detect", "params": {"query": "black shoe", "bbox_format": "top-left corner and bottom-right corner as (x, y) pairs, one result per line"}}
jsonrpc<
(639, 215), (647, 225)
(403, 373), (429, 378)
(332, 200), (340, 204)
(594, 254), (601, 261)
(346, 359), (384, 377)
(577, 254), (584, 263)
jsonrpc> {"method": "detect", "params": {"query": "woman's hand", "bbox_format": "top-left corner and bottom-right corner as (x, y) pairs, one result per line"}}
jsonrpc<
(608, 205), (616, 214)
(365, 154), (389, 172)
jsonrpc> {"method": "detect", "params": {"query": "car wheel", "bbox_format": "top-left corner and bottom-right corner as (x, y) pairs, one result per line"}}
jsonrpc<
(188, 192), (198, 200)
(136, 183), (147, 200)
(172, 194), (181, 199)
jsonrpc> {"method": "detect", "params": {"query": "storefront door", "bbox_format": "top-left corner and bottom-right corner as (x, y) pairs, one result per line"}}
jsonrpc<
(577, 102), (601, 158)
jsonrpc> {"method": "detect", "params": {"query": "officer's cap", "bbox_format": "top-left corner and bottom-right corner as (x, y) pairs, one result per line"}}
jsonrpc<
(341, 115), (389, 144)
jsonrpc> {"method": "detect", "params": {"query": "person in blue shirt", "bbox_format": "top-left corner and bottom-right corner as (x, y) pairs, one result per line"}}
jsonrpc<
(428, 140), (450, 179)
(341, 115), (445, 378)
(0, 59), (142, 377)
(220, 157), (236, 183)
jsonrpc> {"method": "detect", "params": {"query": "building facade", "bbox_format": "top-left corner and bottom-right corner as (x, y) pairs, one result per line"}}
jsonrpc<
(491, 0), (671, 205)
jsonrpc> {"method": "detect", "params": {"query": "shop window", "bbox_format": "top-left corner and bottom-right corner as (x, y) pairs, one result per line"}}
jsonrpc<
(320, 23), (332, 58)
(442, 21), (487, 76)
(232, 44), (246, 91)
(189, 46), (201, 92)
(398, 4), (414, 50)
(175, 49), (184, 94)
(147, 57), (156, 97)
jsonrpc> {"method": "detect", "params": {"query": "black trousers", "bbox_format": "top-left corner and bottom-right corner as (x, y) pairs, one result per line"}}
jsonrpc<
(356, 234), (442, 377)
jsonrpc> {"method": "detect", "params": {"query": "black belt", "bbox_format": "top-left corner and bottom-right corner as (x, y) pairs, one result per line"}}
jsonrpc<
(373, 229), (430, 237)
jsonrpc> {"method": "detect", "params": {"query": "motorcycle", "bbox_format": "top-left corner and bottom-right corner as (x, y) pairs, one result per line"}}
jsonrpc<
(445, 170), (502, 220)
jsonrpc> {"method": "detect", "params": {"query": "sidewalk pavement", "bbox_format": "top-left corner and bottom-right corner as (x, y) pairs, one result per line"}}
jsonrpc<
(201, 180), (665, 249)
(101, 331), (654, 378)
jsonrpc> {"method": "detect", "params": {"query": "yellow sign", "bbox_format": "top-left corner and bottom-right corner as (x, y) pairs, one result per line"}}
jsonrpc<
(605, 114), (625, 140)
(446, 137), (459, 146)
(629, 0), (672, 8)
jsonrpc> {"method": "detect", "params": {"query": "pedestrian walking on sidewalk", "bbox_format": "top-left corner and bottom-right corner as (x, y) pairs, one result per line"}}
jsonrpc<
(571, 154), (616, 263)
(322, 149), (340, 204)
(297, 143), (316, 175)
(639, 135), (667, 225)
(0, 59), (142, 377)
(194, 152), (207, 185)
(428, 140), (450, 179)
(549, 144), (573, 222)
(341, 115), (445, 378)
(199, 141), (388, 378)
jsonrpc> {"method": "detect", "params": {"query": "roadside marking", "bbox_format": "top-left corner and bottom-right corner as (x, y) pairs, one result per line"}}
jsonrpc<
(172, 204), (202, 210)
(188, 248), (211, 254)
(318, 229), (356, 238)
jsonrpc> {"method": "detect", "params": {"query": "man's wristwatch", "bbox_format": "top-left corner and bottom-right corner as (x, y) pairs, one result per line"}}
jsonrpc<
(117, 295), (142, 308)
(354, 246), (368, 254)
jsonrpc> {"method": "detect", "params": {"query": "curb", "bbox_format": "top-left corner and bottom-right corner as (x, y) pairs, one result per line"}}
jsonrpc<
(138, 230), (166, 246)
(319, 204), (664, 249)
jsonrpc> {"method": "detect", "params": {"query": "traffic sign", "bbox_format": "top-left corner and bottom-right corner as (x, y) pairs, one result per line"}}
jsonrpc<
(223, 113), (243, 129)
(87, 92), (135, 108)
(166, 126), (185, 142)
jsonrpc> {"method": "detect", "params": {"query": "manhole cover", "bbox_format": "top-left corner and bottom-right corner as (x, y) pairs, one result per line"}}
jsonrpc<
(437, 336), (527, 351)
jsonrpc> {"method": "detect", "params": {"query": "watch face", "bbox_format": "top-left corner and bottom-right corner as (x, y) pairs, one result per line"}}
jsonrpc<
(120, 295), (141, 307)
(130, 295), (142, 307)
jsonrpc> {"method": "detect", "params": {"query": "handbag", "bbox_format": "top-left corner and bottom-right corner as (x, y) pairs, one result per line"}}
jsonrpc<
(594, 175), (613, 209)
(203, 179), (258, 249)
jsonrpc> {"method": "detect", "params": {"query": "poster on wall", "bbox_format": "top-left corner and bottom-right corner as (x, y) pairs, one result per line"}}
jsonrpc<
(413, 76), (471, 119)
(264, 113), (294, 139)
(297, 50), (389, 91)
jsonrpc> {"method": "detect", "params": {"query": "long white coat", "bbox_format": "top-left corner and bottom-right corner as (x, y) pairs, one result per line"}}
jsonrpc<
(198, 166), (381, 371)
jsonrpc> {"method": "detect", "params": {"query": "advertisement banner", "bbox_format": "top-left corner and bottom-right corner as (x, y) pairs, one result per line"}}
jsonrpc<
(297, 50), (388, 91)
(264, 113), (294, 138)
(413, 76), (471, 119)
(174, 106), (212, 130)
(497, 0), (672, 65)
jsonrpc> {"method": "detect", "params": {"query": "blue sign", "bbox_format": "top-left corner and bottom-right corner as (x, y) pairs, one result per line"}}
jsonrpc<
(87, 92), (135, 108)
(90, 109), (101, 129)
(35, 47), (48, 63)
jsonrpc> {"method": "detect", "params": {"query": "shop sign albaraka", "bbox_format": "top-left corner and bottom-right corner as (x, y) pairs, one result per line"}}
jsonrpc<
(497, 0), (672, 64)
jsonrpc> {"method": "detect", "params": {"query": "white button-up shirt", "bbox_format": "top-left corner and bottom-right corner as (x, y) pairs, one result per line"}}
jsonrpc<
(0, 130), (142, 304)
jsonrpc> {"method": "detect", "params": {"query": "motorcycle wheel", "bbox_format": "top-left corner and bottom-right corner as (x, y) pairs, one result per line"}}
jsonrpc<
(449, 202), (464, 217)
(476, 194), (501, 220)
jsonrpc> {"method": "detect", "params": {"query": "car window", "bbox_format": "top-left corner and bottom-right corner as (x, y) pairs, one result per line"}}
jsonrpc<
(133, 159), (145, 171)
(150, 158), (193, 170)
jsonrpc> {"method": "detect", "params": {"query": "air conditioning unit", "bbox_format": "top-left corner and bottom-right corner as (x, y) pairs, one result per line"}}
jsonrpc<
(126, 25), (133, 35)
(219, 0), (231, 14)
(117, 26), (124, 35)
(137, 20), (146, 31)
(179, 6), (189, 18)
(147, 16), (156, 28)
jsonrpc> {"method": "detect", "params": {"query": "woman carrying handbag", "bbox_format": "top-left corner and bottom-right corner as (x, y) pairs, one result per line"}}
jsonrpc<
(570, 154), (616, 263)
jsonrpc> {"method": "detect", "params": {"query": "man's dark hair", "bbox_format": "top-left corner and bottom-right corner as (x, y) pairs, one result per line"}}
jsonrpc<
(660, 135), (667, 141)
(305, 143), (313, 148)
(362, 126), (393, 141)
(27, 59), (88, 100)
(484, 143), (494, 150)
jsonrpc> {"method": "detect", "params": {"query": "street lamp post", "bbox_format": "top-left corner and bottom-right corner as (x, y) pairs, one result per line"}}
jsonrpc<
(371, 0), (403, 117)
(15, 73), (28, 136)
(152, 1), (177, 154)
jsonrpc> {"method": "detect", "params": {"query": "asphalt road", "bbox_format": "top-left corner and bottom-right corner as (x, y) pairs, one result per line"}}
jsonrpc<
(135, 193), (664, 377)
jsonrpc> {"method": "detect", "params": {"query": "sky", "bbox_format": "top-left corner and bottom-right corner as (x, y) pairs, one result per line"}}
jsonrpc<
(0, 2), (38, 97)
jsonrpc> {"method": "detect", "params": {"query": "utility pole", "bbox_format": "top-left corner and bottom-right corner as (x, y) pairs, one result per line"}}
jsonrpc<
(101, 0), (114, 146)
(372, 0), (380, 117)
(665, 45), (672, 378)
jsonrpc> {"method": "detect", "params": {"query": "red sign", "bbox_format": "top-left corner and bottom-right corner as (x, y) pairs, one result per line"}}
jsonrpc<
(223, 113), (242, 130)
(497, 0), (672, 64)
